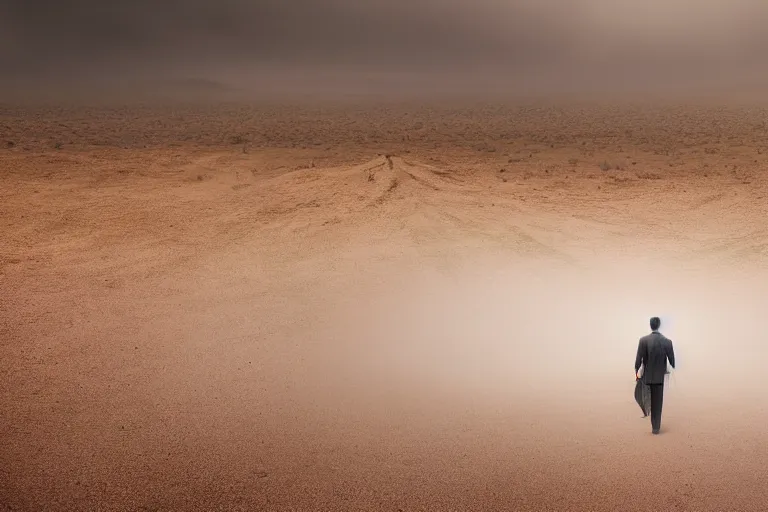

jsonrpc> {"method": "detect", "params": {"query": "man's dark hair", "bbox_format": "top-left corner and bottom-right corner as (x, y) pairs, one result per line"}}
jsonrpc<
(650, 317), (661, 331)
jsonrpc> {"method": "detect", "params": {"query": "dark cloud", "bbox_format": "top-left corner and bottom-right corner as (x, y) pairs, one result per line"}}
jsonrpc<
(2, 0), (768, 96)
(1, 1), (574, 70)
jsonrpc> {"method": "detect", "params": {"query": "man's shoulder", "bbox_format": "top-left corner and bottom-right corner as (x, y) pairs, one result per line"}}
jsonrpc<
(639, 332), (672, 344)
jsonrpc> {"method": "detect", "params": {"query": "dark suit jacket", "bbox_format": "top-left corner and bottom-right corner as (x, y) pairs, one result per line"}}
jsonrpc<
(635, 331), (675, 385)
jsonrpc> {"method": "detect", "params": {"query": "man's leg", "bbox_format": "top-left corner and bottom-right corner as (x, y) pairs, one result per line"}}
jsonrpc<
(649, 384), (664, 433)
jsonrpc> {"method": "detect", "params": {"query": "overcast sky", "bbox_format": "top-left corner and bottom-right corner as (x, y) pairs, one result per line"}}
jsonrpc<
(3, 0), (768, 96)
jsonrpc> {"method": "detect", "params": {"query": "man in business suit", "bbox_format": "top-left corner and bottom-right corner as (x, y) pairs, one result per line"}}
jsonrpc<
(635, 317), (676, 434)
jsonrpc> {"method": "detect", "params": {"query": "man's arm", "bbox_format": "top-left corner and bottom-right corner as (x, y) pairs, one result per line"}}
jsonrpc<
(635, 339), (645, 375)
(666, 339), (676, 369)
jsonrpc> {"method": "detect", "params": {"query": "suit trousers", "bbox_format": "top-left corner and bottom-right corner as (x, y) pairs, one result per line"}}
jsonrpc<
(649, 383), (664, 432)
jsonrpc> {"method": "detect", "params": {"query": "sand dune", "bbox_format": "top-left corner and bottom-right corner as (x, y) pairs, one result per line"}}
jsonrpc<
(2, 102), (768, 511)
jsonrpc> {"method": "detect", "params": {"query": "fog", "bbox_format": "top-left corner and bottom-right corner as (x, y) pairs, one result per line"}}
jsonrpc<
(3, 0), (768, 100)
(298, 254), (767, 423)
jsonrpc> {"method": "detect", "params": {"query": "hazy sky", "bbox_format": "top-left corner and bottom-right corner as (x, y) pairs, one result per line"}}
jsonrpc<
(3, 0), (768, 95)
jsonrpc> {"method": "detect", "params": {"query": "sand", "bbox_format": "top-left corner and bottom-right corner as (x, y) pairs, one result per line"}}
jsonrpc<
(2, 100), (768, 511)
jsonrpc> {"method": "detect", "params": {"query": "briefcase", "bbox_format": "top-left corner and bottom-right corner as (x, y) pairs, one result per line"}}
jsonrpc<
(634, 379), (651, 417)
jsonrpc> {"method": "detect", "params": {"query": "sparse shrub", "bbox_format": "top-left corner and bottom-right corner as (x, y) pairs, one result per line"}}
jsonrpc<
(568, 158), (579, 165)
(600, 161), (622, 171)
(474, 142), (496, 153)
(230, 135), (248, 145)
(54, 142), (62, 150)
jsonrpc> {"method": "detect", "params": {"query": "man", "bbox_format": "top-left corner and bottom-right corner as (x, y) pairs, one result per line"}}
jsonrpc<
(635, 317), (675, 435)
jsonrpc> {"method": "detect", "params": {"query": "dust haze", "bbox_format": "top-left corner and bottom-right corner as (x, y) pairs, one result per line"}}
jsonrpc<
(4, 1), (768, 511)
(3, 0), (768, 100)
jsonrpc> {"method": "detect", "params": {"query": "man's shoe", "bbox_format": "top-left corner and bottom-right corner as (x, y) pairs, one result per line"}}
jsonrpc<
(652, 429), (660, 435)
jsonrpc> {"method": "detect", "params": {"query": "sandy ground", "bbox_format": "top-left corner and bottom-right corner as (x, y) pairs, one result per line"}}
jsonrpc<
(3, 101), (768, 511)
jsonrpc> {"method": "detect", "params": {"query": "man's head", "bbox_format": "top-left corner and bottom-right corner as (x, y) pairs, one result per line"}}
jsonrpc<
(650, 317), (661, 331)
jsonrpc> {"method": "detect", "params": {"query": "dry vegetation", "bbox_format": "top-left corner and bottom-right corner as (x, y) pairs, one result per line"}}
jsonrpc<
(3, 101), (768, 152)
(2, 100), (768, 511)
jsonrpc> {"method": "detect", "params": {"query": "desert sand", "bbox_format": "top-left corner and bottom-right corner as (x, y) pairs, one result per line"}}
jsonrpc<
(3, 99), (768, 511)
